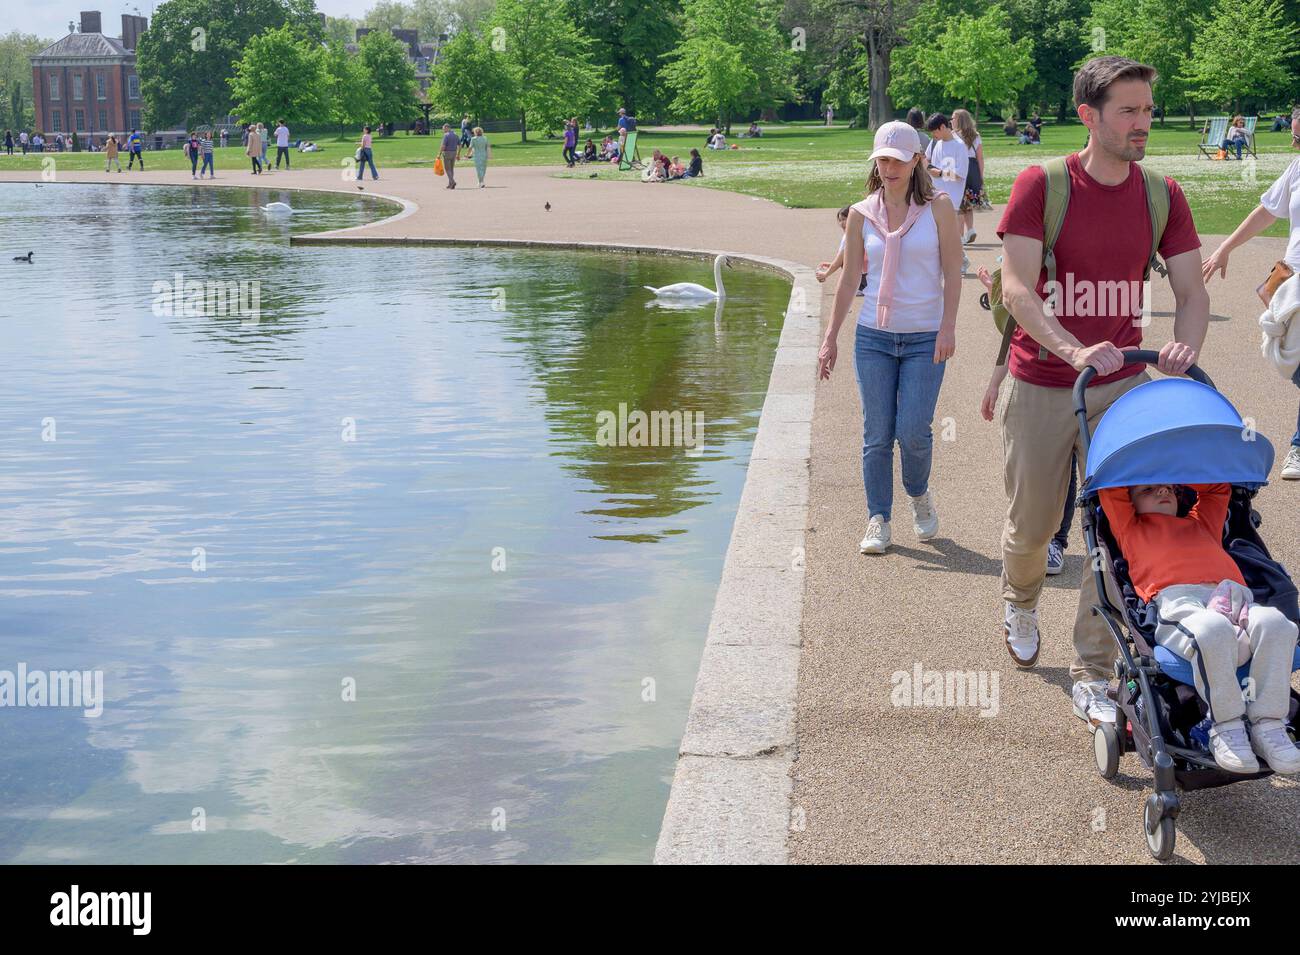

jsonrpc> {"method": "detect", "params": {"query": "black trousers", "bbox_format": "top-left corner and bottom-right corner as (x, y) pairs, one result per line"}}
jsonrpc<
(276, 146), (289, 168)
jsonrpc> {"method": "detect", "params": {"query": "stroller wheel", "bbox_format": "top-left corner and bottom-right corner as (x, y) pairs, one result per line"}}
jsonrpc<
(1094, 722), (1121, 779)
(1143, 796), (1176, 861)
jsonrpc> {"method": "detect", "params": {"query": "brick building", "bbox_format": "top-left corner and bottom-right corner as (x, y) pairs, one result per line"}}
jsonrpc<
(30, 11), (148, 142)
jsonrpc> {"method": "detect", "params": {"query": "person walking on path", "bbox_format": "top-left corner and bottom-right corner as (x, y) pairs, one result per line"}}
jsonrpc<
(459, 115), (471, 158)
(257, 123), (270, 173)
(951, 109), (985, 245)
(126, 129), (144, 170)
(103, 134), (121, 172)
(3, 130), (11, 156)
(825, 104), (834, 126)
(1203, 105), (1300, 480)
(199, 130), (215, 178)
(440, 123), (459, 189)
(469, 127), (490, 187)
(994, 56), (1208, 727)
(185, 131), (200, 178)
(563, 119), (577, 167)
(817, 120), (961, 554)
(274, 120), (290, 169)
(906, 107), (930, 154)
(246, 124), (262, 174)
(356, 125), (378, 180)
(924, 113), (970, 273)
(220, 127), (228, 149)
(18, 130), (27, 154)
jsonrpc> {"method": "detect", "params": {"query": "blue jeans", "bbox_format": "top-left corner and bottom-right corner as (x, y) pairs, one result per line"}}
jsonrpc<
(356, 147), (378, 180)
(1221, 138), (1244, 159)
(200, 153), (213, 176)
(1292, 364), (1300, 448)
(853, 324), (947, 519)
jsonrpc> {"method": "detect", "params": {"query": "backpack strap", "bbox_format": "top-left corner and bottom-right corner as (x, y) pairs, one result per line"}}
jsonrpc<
(1138, 163), (1170, 280)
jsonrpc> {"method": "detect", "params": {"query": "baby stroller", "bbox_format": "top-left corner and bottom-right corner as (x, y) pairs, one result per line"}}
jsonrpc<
(1076, 351), (1300, 860)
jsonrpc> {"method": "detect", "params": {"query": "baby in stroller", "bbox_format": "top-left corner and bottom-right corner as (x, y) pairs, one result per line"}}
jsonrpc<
(1099, 481), (1300, 774)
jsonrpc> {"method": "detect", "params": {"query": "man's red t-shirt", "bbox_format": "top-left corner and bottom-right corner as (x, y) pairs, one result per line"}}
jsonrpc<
(996, 153), (1201, 388)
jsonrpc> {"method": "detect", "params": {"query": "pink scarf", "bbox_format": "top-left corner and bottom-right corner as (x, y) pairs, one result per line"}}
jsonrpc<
(858, 192), (927, 329)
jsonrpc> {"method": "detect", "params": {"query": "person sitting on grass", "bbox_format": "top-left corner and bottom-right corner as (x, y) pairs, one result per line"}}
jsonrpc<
(683, 149), (703, 178)
(583, 138), (597, 162)
(1099, 481), (1300, 775)
(666, 155), (686, 179)
(708, 129), (727, 150)
(745, 121), (762, 138)
(1018, 122), (1040, 145)
(1003, 116), (1019, 136)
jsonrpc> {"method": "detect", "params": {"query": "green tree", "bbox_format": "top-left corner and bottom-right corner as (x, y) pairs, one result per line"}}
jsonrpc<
(137, 0), (323, 129)
(364, 0), (412, 31)
(566, 0), (683, 118)
(324, 15), (359, 47)
(1000, 0), (1088, 120)
(0, 31), (48, 130)
(915, 4), (1035, 120)
(1180, 0), (1296, 113)
(430, 28), (518, 122)
(323, 41), (377, 135)
(229, 24), (331, 125)
(487, 0), (609, 141)
(661, 0), (795, 133)
(1084, 0), (1208, 126)
(358, 28), (419, 126)
(811, 0), (922, 129)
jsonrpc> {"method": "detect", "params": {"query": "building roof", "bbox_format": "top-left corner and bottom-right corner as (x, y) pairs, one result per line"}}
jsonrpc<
(33, 33), (131, 59)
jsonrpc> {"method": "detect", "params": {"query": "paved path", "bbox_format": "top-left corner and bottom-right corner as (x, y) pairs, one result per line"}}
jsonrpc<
(5, 161), (1296, 863)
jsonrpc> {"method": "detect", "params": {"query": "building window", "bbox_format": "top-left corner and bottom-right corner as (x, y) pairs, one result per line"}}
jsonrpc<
(72, 74), (83, 100)
(129, 109), (141, 130)
(127, 75), (140, 100)
(96, 73), (106, 100)
(49, 74), (59, 99)
(98, 109), (107, 130)
(52, 110), (62, 132)
(75, 109), (85, 131)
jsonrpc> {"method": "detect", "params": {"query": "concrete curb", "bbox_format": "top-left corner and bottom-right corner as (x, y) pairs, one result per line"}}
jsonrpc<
(292, 233), (820, 865)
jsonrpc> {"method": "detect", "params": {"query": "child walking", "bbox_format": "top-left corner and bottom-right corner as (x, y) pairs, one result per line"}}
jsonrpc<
(1099, 481), (1300, 774)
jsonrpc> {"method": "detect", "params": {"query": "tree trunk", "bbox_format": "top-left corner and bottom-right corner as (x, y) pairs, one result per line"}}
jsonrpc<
(520, 109), (528, 143)
(1187, 99), (1196, 130)
(1158, 99), (1165, 127)
(865, 27), (892, 131)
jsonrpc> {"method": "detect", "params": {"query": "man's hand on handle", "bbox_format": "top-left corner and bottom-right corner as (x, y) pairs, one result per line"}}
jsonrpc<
(1068, 340), (1197, 378)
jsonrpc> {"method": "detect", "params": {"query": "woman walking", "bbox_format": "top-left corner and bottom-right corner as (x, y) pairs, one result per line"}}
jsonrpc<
(817, 120), (961, 553)
(258, 123), (270, 173)
(356, 125), (379, 181)
(1203, 106), (1300, 480)
(103, 134), (121, 172)
(951, 109), (985, 244)
(470, 126), (490, 187)
(245, 124), (262, 174)
(185, 130), (201, 179)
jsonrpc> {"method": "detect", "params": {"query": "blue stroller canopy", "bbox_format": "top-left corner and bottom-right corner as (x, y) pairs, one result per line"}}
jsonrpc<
(1082, 378), (1274, 495)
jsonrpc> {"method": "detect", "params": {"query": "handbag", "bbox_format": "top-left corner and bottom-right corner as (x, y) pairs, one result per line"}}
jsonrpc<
(1257, 260), (1294, 306)
(433, 154), (445, 176)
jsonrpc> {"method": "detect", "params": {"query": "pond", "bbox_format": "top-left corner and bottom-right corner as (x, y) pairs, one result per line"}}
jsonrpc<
(0, 183), (790, 863)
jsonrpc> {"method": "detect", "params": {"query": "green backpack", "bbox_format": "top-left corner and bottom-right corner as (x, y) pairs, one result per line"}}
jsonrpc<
(984, 156), (1171, 365)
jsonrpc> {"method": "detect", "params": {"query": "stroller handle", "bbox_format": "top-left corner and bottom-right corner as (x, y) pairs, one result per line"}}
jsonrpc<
(1073, 350), (1214, 455)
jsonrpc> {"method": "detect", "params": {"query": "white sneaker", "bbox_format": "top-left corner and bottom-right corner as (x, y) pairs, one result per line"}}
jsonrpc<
(1249, 718), (1300, 773)
(961, 253), (969, 275)
(1210, 718), (1260, 773)
(1072, 679), (1116, 728)
(910, 490), (938, 541)
(1046, 539), (1065, 575)
(859, 514), (890, 554)
(1282, 446), (1300, 480)
(963, 229), (976, 245)
(1004, 603), (1040, 667)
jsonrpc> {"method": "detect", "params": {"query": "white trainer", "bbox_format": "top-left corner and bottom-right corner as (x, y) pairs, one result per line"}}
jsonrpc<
(1282, 446), (1300, 480)
(1004, 603), (1040, 667)
(1210, 718), (1260, 773)
(1046, 539), (1065, 575)
(963, 229), (977, 245)
(1249, 718), (1300, 774)
(1072, 679), (1116, 728)
(859, 514), (890, 554)
(910, 491), (939, 541)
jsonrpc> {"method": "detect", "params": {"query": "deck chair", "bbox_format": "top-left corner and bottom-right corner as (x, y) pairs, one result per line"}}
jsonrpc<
(1197, 117), (1228, 159)
(1243, 116), (1259, 159)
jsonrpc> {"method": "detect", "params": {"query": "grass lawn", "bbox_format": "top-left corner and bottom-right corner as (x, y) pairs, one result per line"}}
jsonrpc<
(4, 119), (1293, 236)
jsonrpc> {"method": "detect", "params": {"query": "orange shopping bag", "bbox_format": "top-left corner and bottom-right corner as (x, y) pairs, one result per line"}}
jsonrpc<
(434, 154), (445, 176)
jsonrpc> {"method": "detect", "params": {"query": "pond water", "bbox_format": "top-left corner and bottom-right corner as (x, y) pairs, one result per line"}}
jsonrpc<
(0, 183), (789, 863)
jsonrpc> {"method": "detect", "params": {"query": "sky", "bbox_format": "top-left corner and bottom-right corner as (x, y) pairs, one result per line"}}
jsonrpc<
(2, 1), (370, 42)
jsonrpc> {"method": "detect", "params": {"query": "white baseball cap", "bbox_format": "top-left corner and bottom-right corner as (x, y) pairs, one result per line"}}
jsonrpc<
(869, 121), (921, 162)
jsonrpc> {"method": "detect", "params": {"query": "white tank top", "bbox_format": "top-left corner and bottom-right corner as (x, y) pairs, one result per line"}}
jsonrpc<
(855, 200), (945, 333)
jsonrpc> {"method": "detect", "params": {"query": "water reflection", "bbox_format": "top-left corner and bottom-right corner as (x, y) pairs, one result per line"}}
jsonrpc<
(0, 184), (788, 864)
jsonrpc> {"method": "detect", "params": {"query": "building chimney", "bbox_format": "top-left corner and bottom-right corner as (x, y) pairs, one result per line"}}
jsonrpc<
(121, 14), (147, 51)
(80, 11), (102, 34)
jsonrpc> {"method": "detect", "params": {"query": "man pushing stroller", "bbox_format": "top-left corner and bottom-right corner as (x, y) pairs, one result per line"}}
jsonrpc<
(1099, 481), (1300, 773)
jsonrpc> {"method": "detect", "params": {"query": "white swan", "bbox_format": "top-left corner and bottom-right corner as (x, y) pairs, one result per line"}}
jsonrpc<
(644, 254), (730, 301)
(260, 202), (293, 213)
